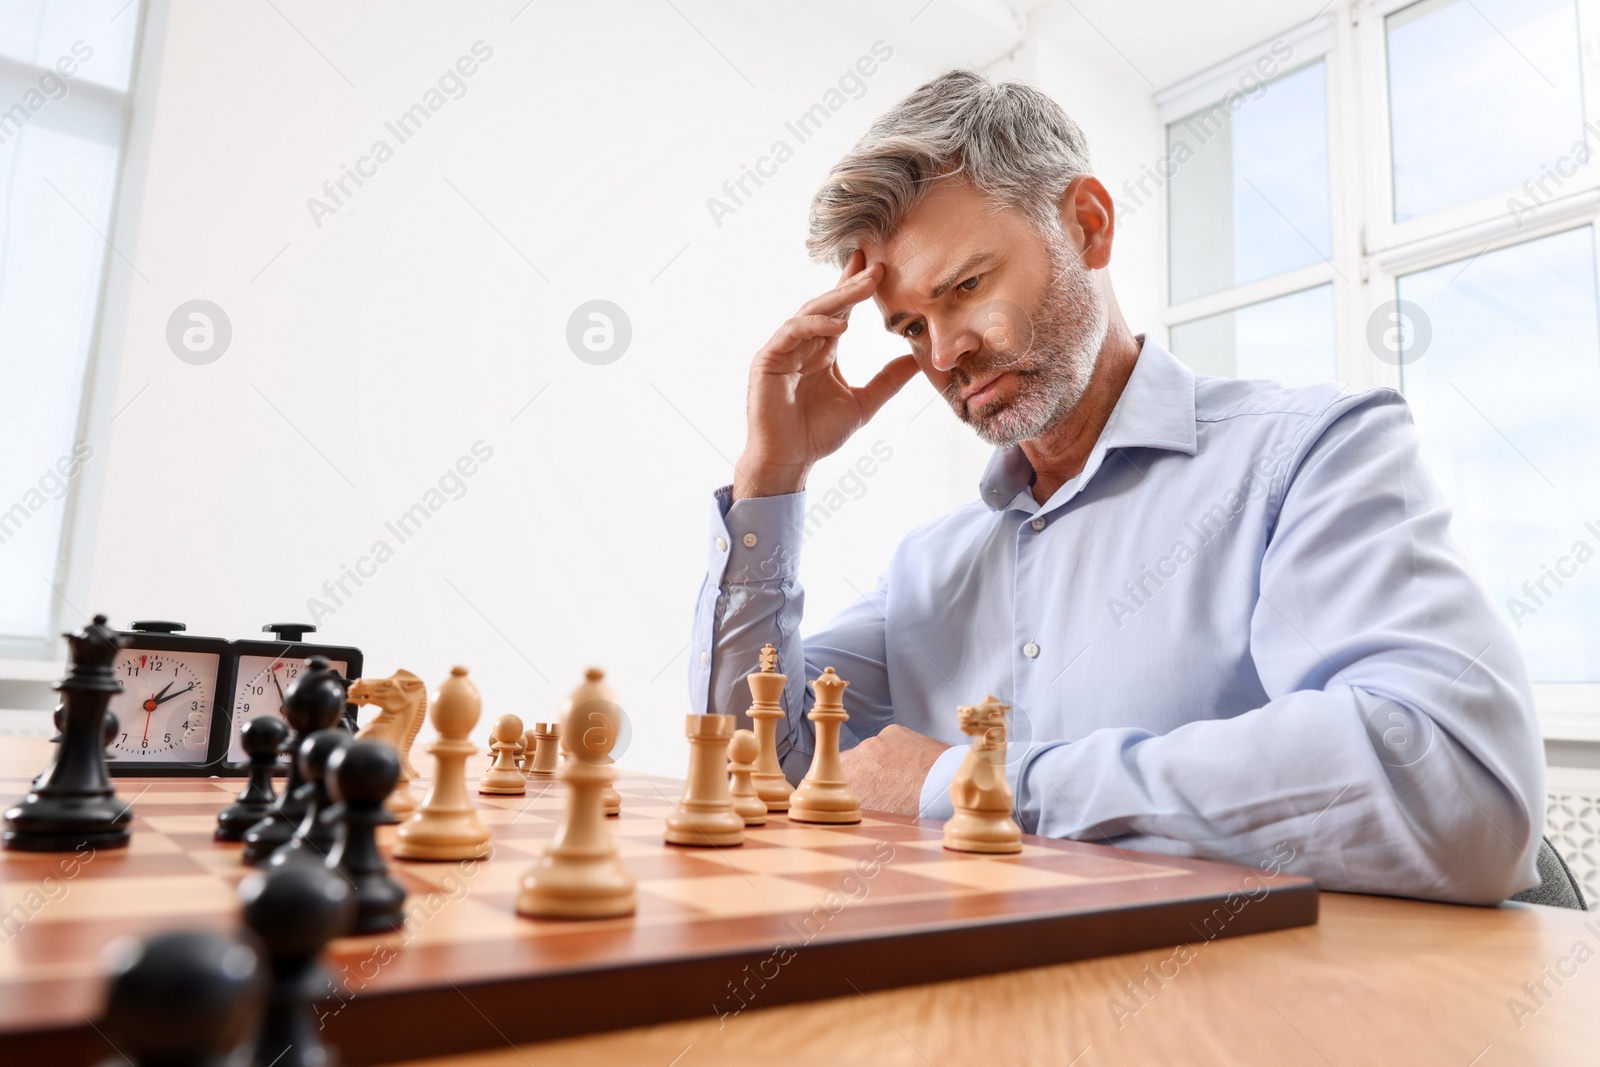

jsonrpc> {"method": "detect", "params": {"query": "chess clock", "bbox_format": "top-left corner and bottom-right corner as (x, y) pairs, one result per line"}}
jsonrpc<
(104, 622), (362, 777)
(224, 624), (362, 765)
(106, 622), (237, 776)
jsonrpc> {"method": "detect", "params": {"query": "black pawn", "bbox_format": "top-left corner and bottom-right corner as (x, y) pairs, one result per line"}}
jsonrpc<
(269, 730), (352, 869)
(218, 717), (289, 842)
(98, 930), (264, 1067)
(242, 657), (349, 866)
(239, 865), (355, 1067)
(324, 741), (406, 934)
(5, 615), (132, 852)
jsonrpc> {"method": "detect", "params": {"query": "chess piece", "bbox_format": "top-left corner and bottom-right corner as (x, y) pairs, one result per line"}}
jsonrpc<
(242, 657), (349, 866)
(350, 669), (428, 815)
(216, 716), (288, 842)
(239, 865), (355, 1067)
(665, 715), (744, 846)
(745, 643), (793, 814)
(516, 682), (635, 918)
(529, 722), (560, 777)
(393, 666), (492, 861)
(324, 740), (406, 934)
(788, 667), (860, 824)
(5, 615), (133, 852)
(519, 728), (537, 774)
(560, 668), (623, 816)
(480, 714), (527, 795)
(36, 704), (97, 791)
(727, 729), (766, 826)
(269, 730), (353, 869)
(98, 930), (265, 1067)
(944, 696), (1022, 854)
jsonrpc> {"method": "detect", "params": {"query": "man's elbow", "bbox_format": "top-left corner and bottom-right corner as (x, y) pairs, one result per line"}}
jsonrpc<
(1410, 754), (1545, 906)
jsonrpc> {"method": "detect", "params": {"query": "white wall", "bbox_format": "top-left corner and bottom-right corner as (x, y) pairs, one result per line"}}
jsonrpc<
(67, 0), (1166, 773)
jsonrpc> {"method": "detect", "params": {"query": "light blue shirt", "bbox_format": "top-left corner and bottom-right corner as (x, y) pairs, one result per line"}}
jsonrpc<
(689, 337), (1545, 904)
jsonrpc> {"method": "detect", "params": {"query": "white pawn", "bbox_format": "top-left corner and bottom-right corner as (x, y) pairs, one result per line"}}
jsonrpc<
(516, 684), (634, 918)
(559, 668), (624, 817)
(394, 666), (491, 861)
(519, 728), (537, 775)
(728, 729), (766, 826)
(480, 714), (526, 795)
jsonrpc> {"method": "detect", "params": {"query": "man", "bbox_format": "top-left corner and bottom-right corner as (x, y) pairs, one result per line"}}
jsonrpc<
(688, 70), (1544, 904)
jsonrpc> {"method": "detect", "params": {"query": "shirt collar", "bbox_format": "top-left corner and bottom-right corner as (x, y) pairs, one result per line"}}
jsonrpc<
(978, 335), (1198, 512)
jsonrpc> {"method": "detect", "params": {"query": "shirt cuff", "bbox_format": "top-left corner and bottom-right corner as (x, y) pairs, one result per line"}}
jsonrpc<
(708, 485), (807, 584)
(917, 745), (967, 822)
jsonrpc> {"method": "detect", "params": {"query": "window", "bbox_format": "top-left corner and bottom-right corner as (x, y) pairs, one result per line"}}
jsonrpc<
(0, 0), (143, 656)
(1159, 18), (1344, 394)
(1167, 59), (1333, 302)
(1159, 0), (1600, 719)
(1386, 0), (1585, 220)
(1398, 227), (1600, 682)
(1168, 285), (1336, 386)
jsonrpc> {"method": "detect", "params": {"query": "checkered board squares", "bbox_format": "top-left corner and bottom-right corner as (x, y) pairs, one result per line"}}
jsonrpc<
(0, 772), (1317, 1066)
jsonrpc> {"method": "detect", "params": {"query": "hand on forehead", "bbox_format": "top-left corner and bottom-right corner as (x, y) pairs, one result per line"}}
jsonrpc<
(856, 179), (1054, 328)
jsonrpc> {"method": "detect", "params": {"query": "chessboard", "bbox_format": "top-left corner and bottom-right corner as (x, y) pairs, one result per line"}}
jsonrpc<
(0, 769), (1318, 1065)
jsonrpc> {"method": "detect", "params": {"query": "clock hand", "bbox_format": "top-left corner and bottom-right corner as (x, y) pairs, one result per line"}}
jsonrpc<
(151, 682), (197, 707)
(150, 680), (175, 704)
(270, 670), (287, 707)
(142, 689), (166, 714)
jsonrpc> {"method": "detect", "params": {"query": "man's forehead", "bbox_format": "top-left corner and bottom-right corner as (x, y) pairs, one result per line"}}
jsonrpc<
(862, 184), (1031, 298)
(863, 228), (955, 292)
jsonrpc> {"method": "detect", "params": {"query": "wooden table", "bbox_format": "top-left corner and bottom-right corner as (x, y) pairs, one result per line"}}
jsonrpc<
(389, 890), (1600, 1066)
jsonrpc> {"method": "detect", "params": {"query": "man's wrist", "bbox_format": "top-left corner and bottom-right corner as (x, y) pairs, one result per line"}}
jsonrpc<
(732, 457), (809, 500)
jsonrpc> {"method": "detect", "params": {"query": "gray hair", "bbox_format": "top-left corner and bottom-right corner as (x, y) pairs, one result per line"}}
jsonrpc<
(806, 69), (1092, 266)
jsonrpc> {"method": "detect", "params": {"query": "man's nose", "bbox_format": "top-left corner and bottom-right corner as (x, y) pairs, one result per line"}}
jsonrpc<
(928, 316), (979, 373)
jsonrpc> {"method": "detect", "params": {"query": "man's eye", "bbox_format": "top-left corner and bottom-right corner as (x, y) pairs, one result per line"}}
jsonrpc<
(904, 322), (925, 338)
(958, 276), (979, 292)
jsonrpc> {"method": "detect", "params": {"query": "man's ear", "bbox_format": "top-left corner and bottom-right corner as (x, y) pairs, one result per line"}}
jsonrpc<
(1056, 175), (1115, 271)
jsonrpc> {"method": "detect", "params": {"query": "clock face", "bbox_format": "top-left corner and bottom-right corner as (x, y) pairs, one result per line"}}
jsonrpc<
(107, 650), (219, 764)
(227, 654), (347, 763)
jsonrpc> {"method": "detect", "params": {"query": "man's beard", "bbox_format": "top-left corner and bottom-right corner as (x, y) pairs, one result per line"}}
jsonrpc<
(942, 240), (1109, 447)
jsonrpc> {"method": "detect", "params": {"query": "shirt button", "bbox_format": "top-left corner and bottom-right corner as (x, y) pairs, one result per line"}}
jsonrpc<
(1031, 518), (1046, 531)
(1023, 641), (1040, 659)
(715, 537), (728, 552)
(742, 533), (758, 548)
(700, 650), (709, 664)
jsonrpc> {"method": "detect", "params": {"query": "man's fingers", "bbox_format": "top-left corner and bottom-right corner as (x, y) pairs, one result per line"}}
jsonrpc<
(765, 314), (851, 355)
(798, 260), (882, 319)
(836, 247), (865, 287)
(855, 354), (921, 420)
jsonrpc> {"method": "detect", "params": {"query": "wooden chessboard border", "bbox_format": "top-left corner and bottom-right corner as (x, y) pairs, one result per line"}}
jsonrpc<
(0, 773), (1318, 1065)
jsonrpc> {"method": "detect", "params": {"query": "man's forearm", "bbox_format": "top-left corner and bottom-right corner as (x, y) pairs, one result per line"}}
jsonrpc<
(688, 486), (815, 759)
(951, 683), (1542, 905)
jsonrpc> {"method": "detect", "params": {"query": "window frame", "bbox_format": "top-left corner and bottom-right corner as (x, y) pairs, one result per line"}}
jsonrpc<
(1155, 0), (1600, 735)
(0, 1), (150, 661)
